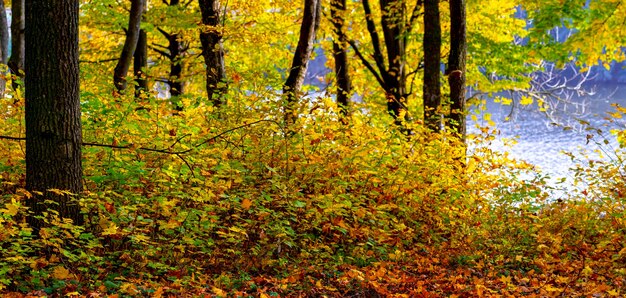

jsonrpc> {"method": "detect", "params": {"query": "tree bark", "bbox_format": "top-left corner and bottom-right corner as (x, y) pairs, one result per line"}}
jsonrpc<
(330, 0), (351, 122)
(199, 0), (227, 107)
(8, 0), (24, 90)
(134, 28), (148, 100)
(25, 0), (83, 229)
(113, 0), (145, 91)
(423, 0), (442, 132)
(0, 0), (9, 97)
(380, 0), (408, 122)
(283, 0), (320, 126)
(446, 0), (467, 140)
(0, 0), (7, 63)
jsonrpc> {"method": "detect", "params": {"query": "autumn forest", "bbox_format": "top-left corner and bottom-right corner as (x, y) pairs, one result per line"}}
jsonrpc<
(1, 0), (626, 296)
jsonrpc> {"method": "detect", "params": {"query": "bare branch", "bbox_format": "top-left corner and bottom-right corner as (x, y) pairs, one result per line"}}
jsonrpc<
(0, 120), (282, 157)
(361, 0), (387, 77)
(79, 58), (119, 64)
(156, 27), (171, 39)
(149, 46), (171, 59)
(348, 40), (385, 88)
(406, 0), (423, 33)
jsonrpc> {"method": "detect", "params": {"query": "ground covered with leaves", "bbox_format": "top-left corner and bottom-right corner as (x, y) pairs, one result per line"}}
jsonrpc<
(2, 96), (626, 297)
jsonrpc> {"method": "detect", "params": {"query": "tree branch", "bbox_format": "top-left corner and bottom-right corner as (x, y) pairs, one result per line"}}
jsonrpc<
(361, 0), (387, 77)
(348, 40), (385, 88)
(0, 119), (282, 156)
(149, 46), (171, 59)
(79, 58), (119, 64)
(407, 0), (423, 33)
(156, 26), (171, 39)
(0, 135), (25, 141)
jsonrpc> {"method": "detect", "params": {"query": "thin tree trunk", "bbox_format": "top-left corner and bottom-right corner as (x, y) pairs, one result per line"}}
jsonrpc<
(8, 0), (24, 90)
(134, 29), (148, 100)
(350, 0), (419, 128)
(113, 0), (145, 91)
(153, 0), (187, 110)
(0, 0), (9, 98)
(283, 0), (320, 126)
(199, 0), (227, 107)
(423, 0), (441, 132)
(330, 0), (351, 122)
(446, 0), (467, 140)
(25, 0), (83, 230)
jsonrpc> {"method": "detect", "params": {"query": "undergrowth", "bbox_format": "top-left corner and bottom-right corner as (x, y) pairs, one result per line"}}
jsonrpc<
(1, 92), (626, 296)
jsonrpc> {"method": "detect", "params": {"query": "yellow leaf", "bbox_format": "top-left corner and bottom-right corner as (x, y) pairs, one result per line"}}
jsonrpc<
(212, 287), (226, 296)
(520, 96), (533, 105)
(102, 222), (119, 236)
(499, 275), (512, 284)
(608, 289), (620, 296)
(2, 201), (19, 216)
(582, 265), (593, 277)
(120, 282), (139, 294)
(545, 284), (561, 292)
(608, 111), (622, 119)
(260, 293), (270, 298)
(52, 266), (71, 280)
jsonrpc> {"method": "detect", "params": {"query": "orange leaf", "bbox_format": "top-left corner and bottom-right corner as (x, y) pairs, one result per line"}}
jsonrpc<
(241, 198), (252, 210)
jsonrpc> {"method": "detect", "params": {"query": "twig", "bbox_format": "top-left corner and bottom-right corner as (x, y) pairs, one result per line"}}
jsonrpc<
(0, 119), (282, 156)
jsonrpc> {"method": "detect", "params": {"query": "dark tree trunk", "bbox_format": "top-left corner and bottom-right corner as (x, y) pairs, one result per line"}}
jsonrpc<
(25, 0), (83, 229)
(423, 0), (442, 132)
(113, 0), (145, 91)
(168, 33), (183, 98)
(330, 0), (351, 122)
(134, 29), (148, 100)
(0, 0), (9, 97)
(168, 0), (184, 99)
(8, 0), (24, 90)
(0, 0), (8, 63)
(446, 0), (467, 140)
(199, 0), (227, 107)
(283, 0), (320, 126)
(154, 0), (187, 109)
(380, 0), (408, 122)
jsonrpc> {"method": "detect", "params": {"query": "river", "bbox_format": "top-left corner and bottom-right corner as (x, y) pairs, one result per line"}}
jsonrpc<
(467, 83), (626, 197)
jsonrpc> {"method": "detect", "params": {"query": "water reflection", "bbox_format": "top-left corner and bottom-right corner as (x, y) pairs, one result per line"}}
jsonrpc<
(468, 83), (626, 193)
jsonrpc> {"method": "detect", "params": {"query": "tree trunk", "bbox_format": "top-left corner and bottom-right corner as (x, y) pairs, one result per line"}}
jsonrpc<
(283, 0), (320, 126)
(380, 0), (408, 122)
(25, 0), (83, 230)
(134, 29), (148, 100)
(0, 0), (9, 98)
(199, 0), (227, 107)
(113, 0), (145, 91)
(151, 0), (188, 110)
(8, 0), (24, 90)
(446, 0), (467, 140)
(168, 33), (183, 98)
(330, 0), (351, 122)
(0, 0), (7, 63)
(168, 0), (184, 99)
(423, 0), (442, 132)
